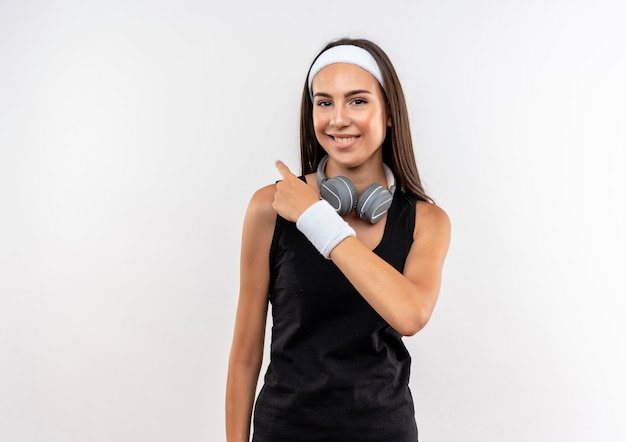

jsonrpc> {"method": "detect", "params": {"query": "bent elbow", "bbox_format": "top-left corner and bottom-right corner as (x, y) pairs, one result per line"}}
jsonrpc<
(397, 322), (423, 337)
(397, 308), (432, 337)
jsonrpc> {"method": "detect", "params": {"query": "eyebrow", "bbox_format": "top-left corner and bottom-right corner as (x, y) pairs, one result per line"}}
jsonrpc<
(313, 89), (373, 99)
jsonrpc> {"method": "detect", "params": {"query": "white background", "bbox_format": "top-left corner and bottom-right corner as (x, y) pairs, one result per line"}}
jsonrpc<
(1, 1), (625, 441)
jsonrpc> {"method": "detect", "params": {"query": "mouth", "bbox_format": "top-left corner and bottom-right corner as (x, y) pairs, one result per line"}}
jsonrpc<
(329, 135), (359, 145)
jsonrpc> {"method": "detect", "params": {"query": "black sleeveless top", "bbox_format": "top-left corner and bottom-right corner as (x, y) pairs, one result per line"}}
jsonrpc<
(252, 190), (419, 442)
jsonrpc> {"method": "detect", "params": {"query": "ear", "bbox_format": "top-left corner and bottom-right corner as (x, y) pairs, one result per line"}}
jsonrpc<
(387, 116), (392, 127)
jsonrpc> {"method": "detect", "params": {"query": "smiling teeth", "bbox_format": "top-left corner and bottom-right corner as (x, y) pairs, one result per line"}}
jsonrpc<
(335, 136), (356, 144)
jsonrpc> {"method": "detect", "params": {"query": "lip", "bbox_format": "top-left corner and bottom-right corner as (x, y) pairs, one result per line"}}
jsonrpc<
(326, 134), (361, 149)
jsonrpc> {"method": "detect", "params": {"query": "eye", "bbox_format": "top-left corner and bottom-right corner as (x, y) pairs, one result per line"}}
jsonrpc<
(351, 98), (367, 105)
(316, 100), (332, 107)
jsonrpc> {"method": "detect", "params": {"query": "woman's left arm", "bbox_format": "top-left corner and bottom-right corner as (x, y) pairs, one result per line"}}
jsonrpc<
(274, 161), (451, 336)
(330, 202), (450, 336)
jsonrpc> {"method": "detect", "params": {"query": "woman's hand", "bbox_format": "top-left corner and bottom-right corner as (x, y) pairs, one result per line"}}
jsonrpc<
(273, 160), (320, 222)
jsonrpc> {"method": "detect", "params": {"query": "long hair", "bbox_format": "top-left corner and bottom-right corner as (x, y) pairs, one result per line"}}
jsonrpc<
(299, 38), (433, 203)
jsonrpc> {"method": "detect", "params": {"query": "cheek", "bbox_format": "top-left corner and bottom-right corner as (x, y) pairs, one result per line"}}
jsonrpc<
(312, 112), (327, 133)
(366, 111), (387, 137)
(311, 114), (327, 145)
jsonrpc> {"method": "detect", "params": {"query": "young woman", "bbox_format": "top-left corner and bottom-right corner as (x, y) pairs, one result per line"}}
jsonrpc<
(226, 38), (451, 442)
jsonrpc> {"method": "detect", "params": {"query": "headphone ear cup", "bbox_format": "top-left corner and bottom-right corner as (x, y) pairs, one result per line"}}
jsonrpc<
(357, 184), (394, 223)
(319, 176), (358, 216)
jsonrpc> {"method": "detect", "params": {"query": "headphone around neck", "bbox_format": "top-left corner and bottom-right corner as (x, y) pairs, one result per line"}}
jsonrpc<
(316, 155), (396, 224)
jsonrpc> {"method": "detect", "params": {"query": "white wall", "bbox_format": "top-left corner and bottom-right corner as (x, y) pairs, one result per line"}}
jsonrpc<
(1, 1), (625, 441)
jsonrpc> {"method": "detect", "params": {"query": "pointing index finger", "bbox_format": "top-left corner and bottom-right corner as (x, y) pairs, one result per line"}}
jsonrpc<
(275, 160), (293, 178)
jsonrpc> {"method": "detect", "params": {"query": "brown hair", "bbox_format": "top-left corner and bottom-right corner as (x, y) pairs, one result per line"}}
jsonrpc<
(299, 38), (433, 203)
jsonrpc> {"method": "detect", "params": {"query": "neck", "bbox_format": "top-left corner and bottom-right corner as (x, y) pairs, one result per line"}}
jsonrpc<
(323, 158), (389, 195)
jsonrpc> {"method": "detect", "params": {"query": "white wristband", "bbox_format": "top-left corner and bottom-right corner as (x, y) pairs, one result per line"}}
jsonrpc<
(296, 200), (356, 259)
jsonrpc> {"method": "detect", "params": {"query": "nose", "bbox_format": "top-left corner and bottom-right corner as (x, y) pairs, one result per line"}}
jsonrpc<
(330, 105), (349, 128)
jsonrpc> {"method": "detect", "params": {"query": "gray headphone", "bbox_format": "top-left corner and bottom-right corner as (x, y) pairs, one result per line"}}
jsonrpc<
(316, 155), (396, 224)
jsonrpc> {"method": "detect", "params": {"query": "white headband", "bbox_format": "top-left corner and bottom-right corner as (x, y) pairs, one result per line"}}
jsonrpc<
(307, 45), (385, 99)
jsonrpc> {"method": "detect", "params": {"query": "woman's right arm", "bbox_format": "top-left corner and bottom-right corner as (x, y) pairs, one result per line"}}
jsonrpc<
(226, 185), (277, 442)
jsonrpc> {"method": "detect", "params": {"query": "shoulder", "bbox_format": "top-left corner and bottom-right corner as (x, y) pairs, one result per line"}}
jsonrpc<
(414, 201), (451, 241)
(242, 183), (279, 242)
(240, 184), (278, 265)
(247, 183), (277, 220)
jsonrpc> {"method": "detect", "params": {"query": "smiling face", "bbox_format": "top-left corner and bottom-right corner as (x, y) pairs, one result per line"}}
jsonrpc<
(311, 63), (389, 171)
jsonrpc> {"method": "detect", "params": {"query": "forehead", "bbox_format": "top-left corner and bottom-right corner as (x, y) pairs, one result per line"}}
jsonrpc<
(311, 63), (381, 94)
